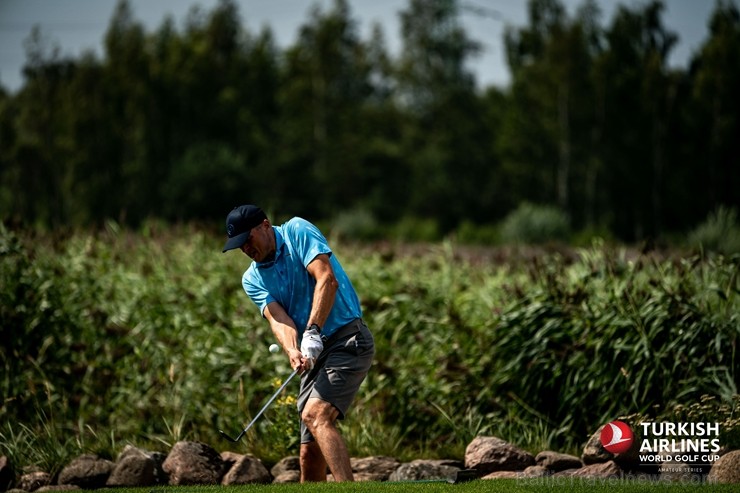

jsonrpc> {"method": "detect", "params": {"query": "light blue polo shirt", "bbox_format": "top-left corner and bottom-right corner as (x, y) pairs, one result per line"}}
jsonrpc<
(242, 217), (362, 339)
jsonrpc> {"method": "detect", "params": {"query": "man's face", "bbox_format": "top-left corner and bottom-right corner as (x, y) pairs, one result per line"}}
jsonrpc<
(240, 220), (274, 262)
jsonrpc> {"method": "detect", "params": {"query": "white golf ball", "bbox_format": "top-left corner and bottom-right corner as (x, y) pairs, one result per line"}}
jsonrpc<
(269, 344), (280, 354)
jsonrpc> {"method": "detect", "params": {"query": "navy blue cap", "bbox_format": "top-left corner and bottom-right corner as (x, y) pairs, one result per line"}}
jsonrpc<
(222, 205), (267, 252)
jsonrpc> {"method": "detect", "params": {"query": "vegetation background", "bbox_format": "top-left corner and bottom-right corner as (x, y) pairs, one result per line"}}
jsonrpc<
(0, 0), (738, 240)
(1, 0), (739, 478)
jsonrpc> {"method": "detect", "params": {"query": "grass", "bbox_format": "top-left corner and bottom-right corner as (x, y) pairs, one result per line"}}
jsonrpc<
(95, 480), (740, 493)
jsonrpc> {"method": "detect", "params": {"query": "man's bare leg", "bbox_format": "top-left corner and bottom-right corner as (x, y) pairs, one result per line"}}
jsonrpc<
(300, 441), (327, 482)
(301, 397), (354, 481)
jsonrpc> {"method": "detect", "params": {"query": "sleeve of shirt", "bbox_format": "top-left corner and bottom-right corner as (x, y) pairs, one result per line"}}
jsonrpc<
(286, 217), (332, 267)
(242, 267), (275, 317)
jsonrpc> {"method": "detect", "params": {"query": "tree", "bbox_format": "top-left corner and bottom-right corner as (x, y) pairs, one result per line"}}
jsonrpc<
(686, 0), (740, 219)
(395, 0), (489, 230)
(101, 0), (155, 224)
(273, 0), (374, 217)
(11, 27), (78, 225)
(503, 0), (586, 218)
(593, 0), (677, 240)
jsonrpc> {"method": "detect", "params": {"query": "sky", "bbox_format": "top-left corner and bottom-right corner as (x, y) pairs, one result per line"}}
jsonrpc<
(0, 0), (720, 93)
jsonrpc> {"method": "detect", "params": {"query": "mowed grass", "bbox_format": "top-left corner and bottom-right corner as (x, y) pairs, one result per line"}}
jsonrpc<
(102, 479), (738, 493)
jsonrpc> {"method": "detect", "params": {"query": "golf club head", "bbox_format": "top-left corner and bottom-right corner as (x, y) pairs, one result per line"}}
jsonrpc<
(218, 429), (242, 442)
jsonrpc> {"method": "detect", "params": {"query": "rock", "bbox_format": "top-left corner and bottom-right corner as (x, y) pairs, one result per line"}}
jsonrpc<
(351, 456), (401, 481)
(270, 456), (299, 478)
(482, 470), (521, 479)
(162, 441), (225, 485)
(465, 436), (536, 474)
(221, 455), (271, 485)
(388, 459), (462, 482)
(352, 472), (384, 482)
(36, 486), (80, 492)
(220, 452), (242, 470)
(17, 472), (51, 492)
(106, 445), (157, 487)
(582, 425), (613, 464)
(272, 471), (300, 483)
(522, 465), (549, 477)
(582, 425), (638, 468)
(708, 450), (740, 484)
(535, 451), (582, 471)
(552, 468), (580, 477)
(568, 460), (622, 479)
(149, 451), (168, 484)
(57, 455), (114, 489)
(0, 457), (14, 492)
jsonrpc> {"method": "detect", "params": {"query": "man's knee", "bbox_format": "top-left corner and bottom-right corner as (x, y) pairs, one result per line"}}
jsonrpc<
(301, 398), (338, 433)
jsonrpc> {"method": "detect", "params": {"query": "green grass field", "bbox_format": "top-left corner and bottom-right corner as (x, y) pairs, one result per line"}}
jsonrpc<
(104, 479), (739, 493)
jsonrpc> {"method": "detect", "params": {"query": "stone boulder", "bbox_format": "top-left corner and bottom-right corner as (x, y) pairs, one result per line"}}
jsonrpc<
(106, 445), (157, 487)
(269, 456), (299, 483)
(582, 424), (612, 464)
(465, 436), (536, 474)
(36, 486), (79, 492)
(221, 455), (270, 485)
(388, 459), (462, 482)
(708, 450), (740, 484)
(522, 465), (549, 477)
(270, 456), (299, 478)
(582, 425), (638, 467)
(17, 472), (51, 492)
(482, 470), (521, 479)
(220, 452), (241, 471)
(162, 441), (225, 485)
(272, 471), (300, 483)
(57, 455), (113, 489)
(555, 460), (622, 479)
(481, 465), (547, 480)
(351, 456), (401, 481)
(535, 451), (582, 472)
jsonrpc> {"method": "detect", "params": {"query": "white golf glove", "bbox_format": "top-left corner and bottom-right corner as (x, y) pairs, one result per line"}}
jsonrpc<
(300, 326), (324, 369)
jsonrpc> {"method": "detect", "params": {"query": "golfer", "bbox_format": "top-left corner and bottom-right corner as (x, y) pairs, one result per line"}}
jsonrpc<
(222, 204), (374, 482)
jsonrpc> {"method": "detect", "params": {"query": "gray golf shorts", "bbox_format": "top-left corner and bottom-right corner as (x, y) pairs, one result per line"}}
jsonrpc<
(297, 318), (374, 443)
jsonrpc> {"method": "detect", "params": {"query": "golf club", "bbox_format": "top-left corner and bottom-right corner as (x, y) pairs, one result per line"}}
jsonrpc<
(219, 367), (300, 442)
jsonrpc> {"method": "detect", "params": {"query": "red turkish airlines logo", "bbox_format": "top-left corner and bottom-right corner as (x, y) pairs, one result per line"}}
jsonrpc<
(600, 420), (634, 454)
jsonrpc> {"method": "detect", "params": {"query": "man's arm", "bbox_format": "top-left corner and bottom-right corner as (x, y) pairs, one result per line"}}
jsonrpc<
(306, 254), (338, 330)
(263, 302), (305, 371)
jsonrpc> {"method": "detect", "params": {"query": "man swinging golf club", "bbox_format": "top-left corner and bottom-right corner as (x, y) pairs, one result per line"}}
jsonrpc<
(222, 205), (374, 482)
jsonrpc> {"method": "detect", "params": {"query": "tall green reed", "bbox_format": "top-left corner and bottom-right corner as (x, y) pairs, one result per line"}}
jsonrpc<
(2, 225), (737, 473)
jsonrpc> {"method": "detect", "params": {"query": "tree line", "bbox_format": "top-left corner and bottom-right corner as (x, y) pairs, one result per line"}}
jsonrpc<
(0, 0), (738, 242)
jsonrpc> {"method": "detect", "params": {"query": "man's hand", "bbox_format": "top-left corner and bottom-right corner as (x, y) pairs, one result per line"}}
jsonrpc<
(300, 326), (324, 369)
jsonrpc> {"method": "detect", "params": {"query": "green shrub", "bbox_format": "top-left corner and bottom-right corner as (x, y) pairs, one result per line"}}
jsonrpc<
(499, 202), (570, 244)
(454, 220), (501, 245)
(390, 216), (440, 242)
(483, 247), (739, 446)
(330, 208), (382, 241)
(688, 206), (740, 255)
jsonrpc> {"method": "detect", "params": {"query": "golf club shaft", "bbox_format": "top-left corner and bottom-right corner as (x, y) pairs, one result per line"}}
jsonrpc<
(220, 367), (300, 442)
